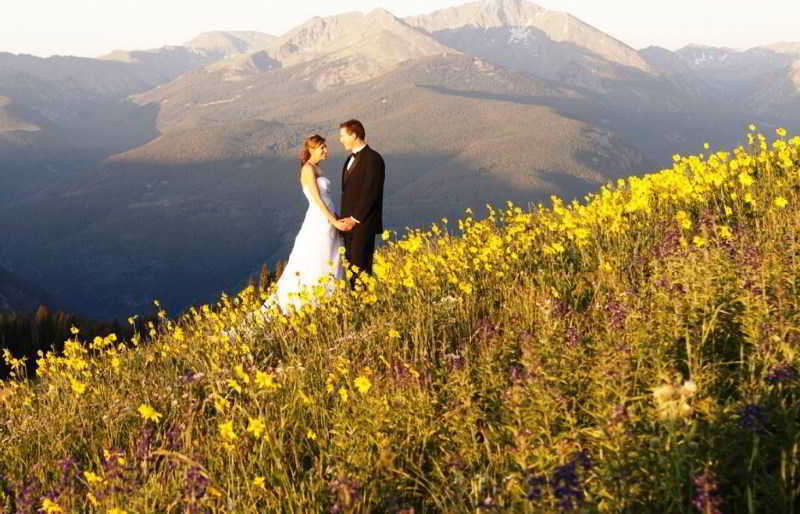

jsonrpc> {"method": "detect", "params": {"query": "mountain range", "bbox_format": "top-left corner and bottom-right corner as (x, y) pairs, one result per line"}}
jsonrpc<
(0, 265), (53, 313)
(1, 0), (799, 319)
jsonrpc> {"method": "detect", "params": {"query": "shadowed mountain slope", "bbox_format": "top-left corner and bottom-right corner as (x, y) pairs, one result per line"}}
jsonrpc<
(0, 54), (648, 319)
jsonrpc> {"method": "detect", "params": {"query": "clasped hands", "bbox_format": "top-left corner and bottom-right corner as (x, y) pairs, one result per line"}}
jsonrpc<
(332, 217), (358, 232)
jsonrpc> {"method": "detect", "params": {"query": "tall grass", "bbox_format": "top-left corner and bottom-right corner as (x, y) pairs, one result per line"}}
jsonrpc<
(2, 128), (800, 512)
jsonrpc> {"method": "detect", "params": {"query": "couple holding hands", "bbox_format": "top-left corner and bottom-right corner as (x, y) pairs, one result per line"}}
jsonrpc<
(263, 119), (385, 313)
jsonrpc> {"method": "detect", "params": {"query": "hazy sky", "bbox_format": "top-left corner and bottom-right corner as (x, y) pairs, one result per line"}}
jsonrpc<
(3, 0), (798, 58)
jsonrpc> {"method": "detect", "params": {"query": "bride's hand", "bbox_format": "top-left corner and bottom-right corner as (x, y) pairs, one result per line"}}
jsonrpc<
(331, 219), (348, 231)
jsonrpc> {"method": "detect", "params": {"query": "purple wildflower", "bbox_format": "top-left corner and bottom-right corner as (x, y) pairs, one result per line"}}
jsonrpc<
(446, 353), (465, 371)
(329, 476), (362, 513)
(692, 470), (723, 514)
(551, 460), (583, 511)
(566, 325), (580, 347)
(166, 424), (184, 452)
(12, 476), (42, 514)
(654, 228), (682, 259)
(739, 404), (770, 435)
(605, 298), (628, 331)
(611, 404), (629, 425)
(766, 363), (798, 384)
(553, 301), (571, 319)
(526, 452), (592, 511)
(525, 475), (547, 502)
(185, 466), (209, 506)
(510, 364), (529, 382)
(135, 426), (155, 463)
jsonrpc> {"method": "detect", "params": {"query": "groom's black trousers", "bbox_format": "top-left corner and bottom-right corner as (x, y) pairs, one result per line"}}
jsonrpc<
(344, 227), (376, 288)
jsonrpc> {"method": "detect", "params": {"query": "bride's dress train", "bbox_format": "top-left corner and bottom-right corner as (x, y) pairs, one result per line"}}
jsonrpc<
(261, 175), (344, 314)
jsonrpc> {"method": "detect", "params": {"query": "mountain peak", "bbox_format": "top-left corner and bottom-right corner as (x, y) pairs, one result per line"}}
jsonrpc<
(405, 1), (650, 73)
(405, 0), (545, 31)
(364, 8), (405, 28)
(759, 41), (800, 56)
(477, 0), (545, 25)
(261, 8), (450, 88)
(185, 31), (277, 58)
(367, 7), (395, 18)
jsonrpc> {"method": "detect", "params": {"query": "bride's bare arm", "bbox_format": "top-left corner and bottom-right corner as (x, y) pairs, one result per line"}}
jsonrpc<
(300, 164), (339, 225)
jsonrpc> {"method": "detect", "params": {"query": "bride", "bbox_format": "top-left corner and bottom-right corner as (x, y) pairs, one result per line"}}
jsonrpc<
(261, 135), (347, 314)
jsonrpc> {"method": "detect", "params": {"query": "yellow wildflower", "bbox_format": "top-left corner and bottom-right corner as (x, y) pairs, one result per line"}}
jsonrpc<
(774, 196), (788, 208)
(307, 429), (318, 440)
(84, 471), (103, 486)
(247, 417), (265, 439)
(137, 404), (162, 423)
(338, 386), (348, 403)
(219, 420), (238, 442)
(235, 365), (250, 384)
(70, 378), (86, 396)
(227, 379), (242, 393)
(354, 376), (372, 394)
(253, 476), (266, 488)
(41, 499), (63, 513)
(675, 211), (691, 230)
(255, 371), (278, 390)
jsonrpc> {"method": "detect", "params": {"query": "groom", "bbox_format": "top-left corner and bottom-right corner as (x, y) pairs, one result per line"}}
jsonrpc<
(337, 119), (385, 287)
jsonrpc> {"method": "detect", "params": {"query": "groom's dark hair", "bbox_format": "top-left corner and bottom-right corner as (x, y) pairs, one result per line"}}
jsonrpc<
(340, 119), (365, 141)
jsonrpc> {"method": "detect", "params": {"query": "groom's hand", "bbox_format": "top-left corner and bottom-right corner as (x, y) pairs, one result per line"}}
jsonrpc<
(338, 217), (357, 231)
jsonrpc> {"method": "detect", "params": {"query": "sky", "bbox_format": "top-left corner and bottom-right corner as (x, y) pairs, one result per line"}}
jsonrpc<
(2, 0), (798, 58)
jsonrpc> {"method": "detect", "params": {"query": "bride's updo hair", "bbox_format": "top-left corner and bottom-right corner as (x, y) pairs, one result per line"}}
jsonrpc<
(301, 134), (326, 166)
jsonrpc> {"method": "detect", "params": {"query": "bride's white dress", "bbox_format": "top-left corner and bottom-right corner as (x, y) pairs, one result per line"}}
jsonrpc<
(262, 175), (344, 313)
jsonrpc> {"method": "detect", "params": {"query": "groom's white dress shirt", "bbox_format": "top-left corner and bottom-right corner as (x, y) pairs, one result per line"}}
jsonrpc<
(346, 143), (367, 223)
(346, 143), (367, 171)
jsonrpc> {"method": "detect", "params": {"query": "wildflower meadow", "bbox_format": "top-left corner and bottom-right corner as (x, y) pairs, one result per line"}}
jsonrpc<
(2, 128), (800, 512)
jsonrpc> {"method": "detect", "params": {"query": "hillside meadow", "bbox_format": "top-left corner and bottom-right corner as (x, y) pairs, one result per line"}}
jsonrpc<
(2, 128), (800, 512)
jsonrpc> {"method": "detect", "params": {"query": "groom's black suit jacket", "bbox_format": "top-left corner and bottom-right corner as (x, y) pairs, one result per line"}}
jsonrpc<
(340, 145), (385, 277)
(340, 145), (385, 235)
